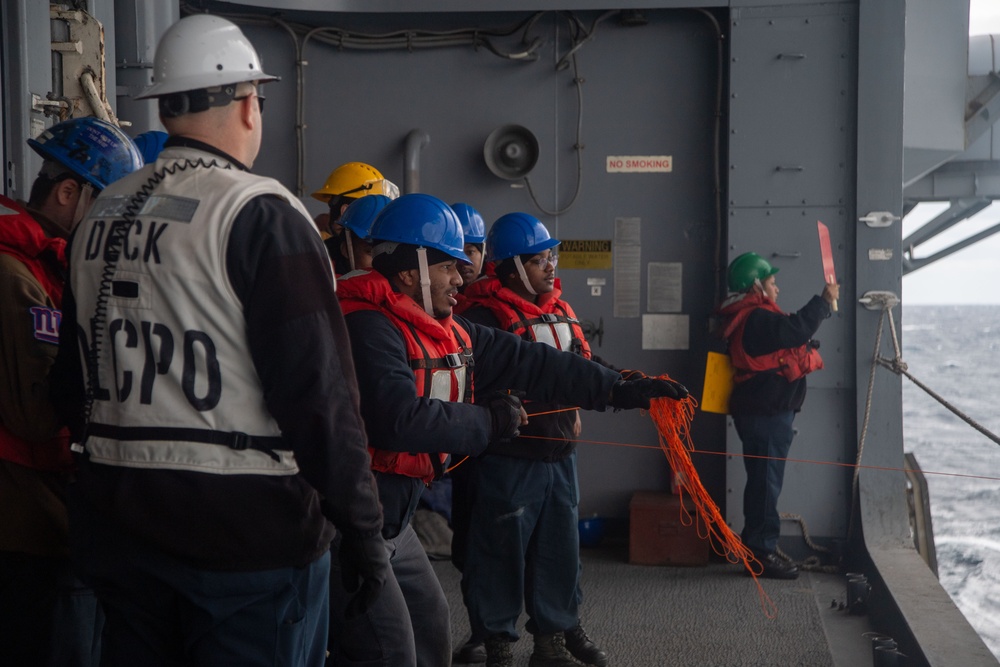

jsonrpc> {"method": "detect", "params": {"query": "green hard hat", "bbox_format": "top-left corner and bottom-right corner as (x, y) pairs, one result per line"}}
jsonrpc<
(727, 252), (779, 292)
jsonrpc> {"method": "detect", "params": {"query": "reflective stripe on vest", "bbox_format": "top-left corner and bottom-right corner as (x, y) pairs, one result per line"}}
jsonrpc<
(407, 323), (474, 403)
(502, 301), (588, 357)
(530, 318), (575, 352)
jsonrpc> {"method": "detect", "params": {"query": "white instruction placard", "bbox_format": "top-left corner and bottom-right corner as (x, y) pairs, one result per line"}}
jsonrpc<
(642, 314), (689, 350)
(647, 262), (683, 313)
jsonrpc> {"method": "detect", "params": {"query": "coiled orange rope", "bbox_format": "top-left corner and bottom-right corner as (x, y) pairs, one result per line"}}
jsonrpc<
(647, 374), (777, 618)
(449, 377), (780, 617)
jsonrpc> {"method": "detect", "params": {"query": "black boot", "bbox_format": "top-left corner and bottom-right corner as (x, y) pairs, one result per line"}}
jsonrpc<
(747, 552), (799, 580)
(453, 637), (486, 664)
(564, 624), (609, 667)
(485, 635), (514, 667)
(528, 633), (578, 667)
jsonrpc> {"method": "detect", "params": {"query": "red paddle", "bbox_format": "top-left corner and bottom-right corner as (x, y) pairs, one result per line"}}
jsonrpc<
(817, 220), (838, 312)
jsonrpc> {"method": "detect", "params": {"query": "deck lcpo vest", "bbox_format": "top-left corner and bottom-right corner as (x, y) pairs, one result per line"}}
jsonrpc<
(69, 147), (319, 476)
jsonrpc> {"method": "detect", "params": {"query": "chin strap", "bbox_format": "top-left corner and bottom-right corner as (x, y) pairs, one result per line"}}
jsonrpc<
(514, 256), (537, 296)
(417, 246), (434, 316)
(345, 229), (357, 271)
(752, 277), (773, 301)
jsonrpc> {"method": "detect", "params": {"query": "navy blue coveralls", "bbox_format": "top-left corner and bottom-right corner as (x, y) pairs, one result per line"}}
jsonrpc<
(728, 294), (831, 558)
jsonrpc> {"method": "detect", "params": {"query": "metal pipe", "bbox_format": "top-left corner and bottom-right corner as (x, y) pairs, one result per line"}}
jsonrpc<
(847, 573), (871, 615)
(874, 646), (905, 667)
(112, 0), (177, 134)
(80, 70), (111, 122)
(404, 129), (430, 194)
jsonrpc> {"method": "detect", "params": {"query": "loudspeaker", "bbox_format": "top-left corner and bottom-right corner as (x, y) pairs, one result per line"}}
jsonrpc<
(483, 124), (539, 180)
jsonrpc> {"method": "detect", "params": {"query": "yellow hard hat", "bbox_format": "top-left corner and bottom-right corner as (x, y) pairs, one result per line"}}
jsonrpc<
(311, 162), (398, 203)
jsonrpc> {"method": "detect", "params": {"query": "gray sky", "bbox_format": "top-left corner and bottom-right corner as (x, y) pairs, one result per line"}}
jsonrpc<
(902, 0), (1000, 304)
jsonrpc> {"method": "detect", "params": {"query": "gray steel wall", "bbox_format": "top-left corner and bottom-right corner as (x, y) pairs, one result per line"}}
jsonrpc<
(236, 8), (725, 520)
(1, 0), (57, 200)
(2, 1), (899, 548)
(724, 2), (858, 547)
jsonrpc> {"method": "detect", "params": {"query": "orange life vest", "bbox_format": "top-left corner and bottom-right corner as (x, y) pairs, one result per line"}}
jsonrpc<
(720, 292), (823, 384)
(456, 276), (591, 359)
(338, 270), (472, 482)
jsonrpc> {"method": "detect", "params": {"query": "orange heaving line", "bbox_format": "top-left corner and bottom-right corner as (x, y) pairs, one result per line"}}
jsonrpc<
(647, 374), (777, 618)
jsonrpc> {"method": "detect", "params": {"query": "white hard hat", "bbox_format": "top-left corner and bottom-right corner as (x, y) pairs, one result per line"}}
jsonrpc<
(136, 14), (278, 100)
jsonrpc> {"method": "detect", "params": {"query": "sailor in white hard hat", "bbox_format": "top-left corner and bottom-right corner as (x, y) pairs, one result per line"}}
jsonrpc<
(56, 14), (388, 665)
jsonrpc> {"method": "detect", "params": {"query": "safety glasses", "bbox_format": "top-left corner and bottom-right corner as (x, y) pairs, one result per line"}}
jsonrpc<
(234, 91), (265, 113)
(526, 254), (558, 270)
(336, 178), (400, 200)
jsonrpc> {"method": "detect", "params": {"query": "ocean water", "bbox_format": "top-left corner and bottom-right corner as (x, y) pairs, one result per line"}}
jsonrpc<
(902, 305), (1000, 659)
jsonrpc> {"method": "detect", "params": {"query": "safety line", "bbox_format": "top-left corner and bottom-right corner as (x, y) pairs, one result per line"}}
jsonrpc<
(516, 434), (1000, 482)
(525, 406), (579, 417)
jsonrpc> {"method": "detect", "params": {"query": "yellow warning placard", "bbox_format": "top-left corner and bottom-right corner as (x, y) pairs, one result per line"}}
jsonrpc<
(559, 239), (612, 270)
(701, 351), (734, 414)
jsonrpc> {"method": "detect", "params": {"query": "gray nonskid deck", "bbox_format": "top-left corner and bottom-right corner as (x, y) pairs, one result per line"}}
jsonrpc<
(434, 546), (876, 667)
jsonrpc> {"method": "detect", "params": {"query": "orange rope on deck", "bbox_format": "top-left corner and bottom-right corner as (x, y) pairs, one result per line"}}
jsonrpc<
(452, 391), (1000, 619)
(646, 374), (777, 618)
(507, 397), (1000, 617)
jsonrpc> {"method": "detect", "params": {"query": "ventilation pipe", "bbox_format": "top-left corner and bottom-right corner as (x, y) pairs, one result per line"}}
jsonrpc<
(404, 129), (430, 194)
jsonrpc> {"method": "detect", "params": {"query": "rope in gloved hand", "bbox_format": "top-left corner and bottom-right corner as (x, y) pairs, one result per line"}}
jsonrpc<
(646, 373), (777, 618)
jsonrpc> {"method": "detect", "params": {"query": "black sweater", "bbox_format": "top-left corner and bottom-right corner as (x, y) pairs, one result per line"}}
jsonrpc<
(344, 308), (621, 538)
(460, 305), (580, 462)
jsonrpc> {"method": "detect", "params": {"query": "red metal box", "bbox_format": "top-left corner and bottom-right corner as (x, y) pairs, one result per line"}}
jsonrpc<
(628, 491), (709, 566)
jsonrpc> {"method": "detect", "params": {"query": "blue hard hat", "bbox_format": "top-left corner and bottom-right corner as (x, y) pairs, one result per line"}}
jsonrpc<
(451, 203), (486, 245)
(341, 194), (392, 239)
(369, 193), (468, 263)
(28, 117), (143, 190)
(485, 212), (559, 262)
(134, 130), (169, 164)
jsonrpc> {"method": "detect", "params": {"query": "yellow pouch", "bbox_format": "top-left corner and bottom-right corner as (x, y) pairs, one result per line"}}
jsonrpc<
(701, 351), (733, 414)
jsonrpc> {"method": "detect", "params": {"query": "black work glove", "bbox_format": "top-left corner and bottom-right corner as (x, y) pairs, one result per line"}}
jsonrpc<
(609, 377), (689, 409)
(485, 392), (524, 443)
(338, 528), (390, 619)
